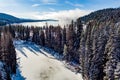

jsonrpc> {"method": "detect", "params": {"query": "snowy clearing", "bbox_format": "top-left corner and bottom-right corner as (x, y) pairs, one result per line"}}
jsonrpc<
(13, 40), (83, 80)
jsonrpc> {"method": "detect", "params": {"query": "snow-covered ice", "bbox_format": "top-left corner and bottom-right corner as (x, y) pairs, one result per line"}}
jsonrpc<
(13, 40), (83, 80)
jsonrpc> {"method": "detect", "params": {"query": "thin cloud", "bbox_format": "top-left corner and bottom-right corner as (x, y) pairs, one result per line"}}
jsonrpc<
(65, 1), (84, 7)
(32, 8), (92, 25)
(49, 8), (55, 11)
(41, 0), (57, 4)
(74, 4), (84, 7)
(36, 8), (91, 20)
(32, 4), (40, 7)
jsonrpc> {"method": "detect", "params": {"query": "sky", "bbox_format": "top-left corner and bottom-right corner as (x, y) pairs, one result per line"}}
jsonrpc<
(0, 0), (120, 24)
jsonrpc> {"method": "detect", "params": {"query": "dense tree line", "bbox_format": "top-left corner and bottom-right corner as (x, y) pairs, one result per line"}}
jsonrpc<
(79, 20), (120, 80)
(79, 8), (120, 80)
(0, 26), (16, 80)
(7, 20), (82, 64)
(0, 21), (6, 26)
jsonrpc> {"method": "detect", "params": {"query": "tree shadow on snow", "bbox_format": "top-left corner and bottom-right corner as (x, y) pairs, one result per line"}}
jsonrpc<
(39, 46), (63, 60)
(16, 41), (61, 59)
(24, 42), (50, 57)
(16, 47), (28, 58)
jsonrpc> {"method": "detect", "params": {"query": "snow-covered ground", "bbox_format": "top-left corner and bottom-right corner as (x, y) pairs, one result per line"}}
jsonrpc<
(13, 40), (83, 80)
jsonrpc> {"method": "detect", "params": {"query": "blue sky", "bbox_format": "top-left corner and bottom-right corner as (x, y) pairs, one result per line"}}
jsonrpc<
(0, 0), (120, 22)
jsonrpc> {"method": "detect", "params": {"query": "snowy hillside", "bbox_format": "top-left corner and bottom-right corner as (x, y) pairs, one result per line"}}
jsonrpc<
(13, 40), (83, 80)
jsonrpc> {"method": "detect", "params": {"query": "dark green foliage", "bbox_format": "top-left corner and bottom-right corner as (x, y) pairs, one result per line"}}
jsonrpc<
(0, 26), (16, 80)
(65, 21), (76, 61)
(40, 30), (45, 46)
(79, 8), (120, 79)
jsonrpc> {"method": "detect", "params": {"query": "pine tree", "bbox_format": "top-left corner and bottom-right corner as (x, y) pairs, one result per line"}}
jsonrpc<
(66, 20), (76, 61)
(55, 26), (62, 53)
(45, 25), (49, 47)
(62, 26), (66, 46)
(25, 26), (30, 41)
(75, 19), (83, 49)
(40, 30), (45, 46)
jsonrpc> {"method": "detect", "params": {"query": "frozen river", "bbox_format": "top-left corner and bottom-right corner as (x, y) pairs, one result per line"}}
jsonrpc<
(13, 40), (83, 80)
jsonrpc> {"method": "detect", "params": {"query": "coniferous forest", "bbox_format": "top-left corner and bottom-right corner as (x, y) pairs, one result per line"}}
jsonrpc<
(0, 8), (120, 80)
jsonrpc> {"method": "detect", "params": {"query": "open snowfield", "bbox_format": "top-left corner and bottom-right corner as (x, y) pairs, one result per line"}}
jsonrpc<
(13, 40), (83, 80)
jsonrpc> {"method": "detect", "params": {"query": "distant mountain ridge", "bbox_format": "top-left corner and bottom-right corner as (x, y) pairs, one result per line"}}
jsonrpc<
(0, 13), (58, 25)
(79, 8), (120, 23)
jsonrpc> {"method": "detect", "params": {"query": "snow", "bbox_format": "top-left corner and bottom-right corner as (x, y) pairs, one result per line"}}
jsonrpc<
(13, 40), (83, 80)
(0, 62), (6, 80)
(83, 24), (87, 32)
